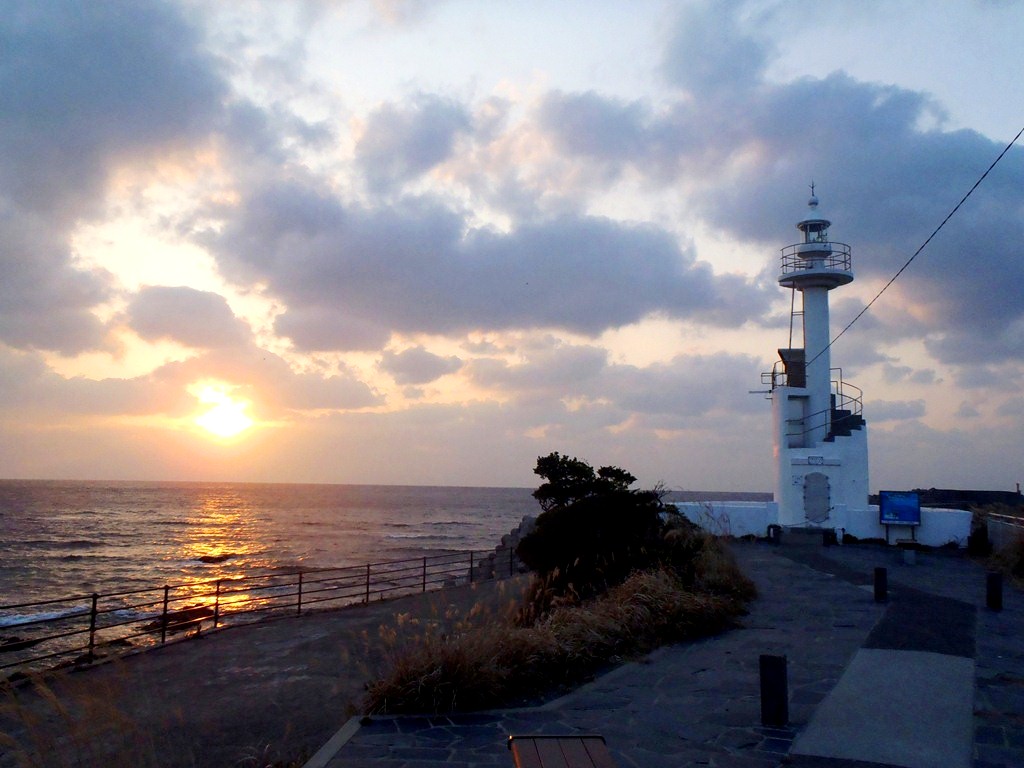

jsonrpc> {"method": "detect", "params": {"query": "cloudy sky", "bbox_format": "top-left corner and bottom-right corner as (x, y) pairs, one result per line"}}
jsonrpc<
(2, 0), (1022, 492)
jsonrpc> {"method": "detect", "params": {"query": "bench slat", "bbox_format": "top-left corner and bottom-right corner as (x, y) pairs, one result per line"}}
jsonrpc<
(508, 735), (618, 768)
(535, 738), (569, 768)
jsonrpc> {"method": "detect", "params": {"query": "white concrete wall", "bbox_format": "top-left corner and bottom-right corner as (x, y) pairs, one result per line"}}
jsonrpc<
(674, 501), (776, 538)
(833, 506), (971, 547)
(676, 501), (971, 547)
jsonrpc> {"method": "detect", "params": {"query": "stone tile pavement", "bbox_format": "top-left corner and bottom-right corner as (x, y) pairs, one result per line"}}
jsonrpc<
(311, 531), (1024, 768)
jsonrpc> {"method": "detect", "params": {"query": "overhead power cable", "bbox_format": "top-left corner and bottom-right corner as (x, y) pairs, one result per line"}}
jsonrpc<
(805, 123), (1024, 368)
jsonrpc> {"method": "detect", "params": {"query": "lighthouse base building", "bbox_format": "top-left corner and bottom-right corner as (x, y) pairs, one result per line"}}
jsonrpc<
(675, 192), (971, 547)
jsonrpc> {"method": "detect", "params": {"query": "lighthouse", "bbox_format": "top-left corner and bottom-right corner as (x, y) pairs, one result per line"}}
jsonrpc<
(672, 187), (972, 545)
(765, 189), (869, 527)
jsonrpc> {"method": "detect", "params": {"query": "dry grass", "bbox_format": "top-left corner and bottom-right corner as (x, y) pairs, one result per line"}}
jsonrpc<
(0, 673), (160, 768)
(988, 535), (1024, 585)
(974, 504), (1024, 585)
(363, 534), (755, 714)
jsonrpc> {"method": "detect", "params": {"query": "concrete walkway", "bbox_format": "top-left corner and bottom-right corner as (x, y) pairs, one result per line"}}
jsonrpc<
(310, 532), (1024, 768)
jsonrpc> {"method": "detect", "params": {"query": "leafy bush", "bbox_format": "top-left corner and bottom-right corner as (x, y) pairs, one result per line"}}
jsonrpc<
(516, 454), (668, 611)
(531, 452), (638, 511)
(362, 454), (758, 714)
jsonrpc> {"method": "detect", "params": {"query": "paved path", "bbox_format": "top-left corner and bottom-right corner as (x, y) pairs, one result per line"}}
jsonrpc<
(311, 533), (1024, 768)
(0, 578), (529, 768)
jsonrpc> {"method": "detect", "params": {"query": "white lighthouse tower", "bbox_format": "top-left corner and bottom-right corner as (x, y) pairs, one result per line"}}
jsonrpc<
(765, 189), (869, 528)
(673, 187), (972, 545)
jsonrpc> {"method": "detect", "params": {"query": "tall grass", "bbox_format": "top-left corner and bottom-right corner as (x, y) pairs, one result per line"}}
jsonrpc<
(989, 535), (1024, 584)
(0, 667), (309, 768)
(363, 531), (755, 714)
(975, 503), (1024, 583)
(0, 673), (160, 768)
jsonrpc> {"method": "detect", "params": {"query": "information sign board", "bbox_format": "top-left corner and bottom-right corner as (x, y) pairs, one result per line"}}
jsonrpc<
(879, 490), (921, 526)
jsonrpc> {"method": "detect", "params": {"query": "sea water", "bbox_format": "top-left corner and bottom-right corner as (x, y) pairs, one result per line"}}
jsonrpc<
(0, 480), (538, 626)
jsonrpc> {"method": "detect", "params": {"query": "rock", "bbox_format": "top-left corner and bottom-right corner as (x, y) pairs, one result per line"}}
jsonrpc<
(141, 605), (215, 633)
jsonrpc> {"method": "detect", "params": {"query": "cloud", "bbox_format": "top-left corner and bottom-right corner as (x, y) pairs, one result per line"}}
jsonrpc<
(995, 397), (1024, 418)
(126, 286), (252, 349)
(604, 354), (765, 425)
(0, 346), (152, 416)
(0, 0), (227, 353)
(379, 347), (463, 385)
(0, 222), (111, 353)
(465, 344), (765, 432)
(869, 399), (926, 423)
(1, 1), (226, 216)
(150, 346), (381, 415)
(273, 307), (391, 353)
(467, 342), (609, 399)
(527, 3), (1024, 368)
(955, 402), (980, 419)
(213, 180), (769, 348)
(537, 92), (648, 169)
(660, 0), (770, 95)
(355, 95), (471, 193)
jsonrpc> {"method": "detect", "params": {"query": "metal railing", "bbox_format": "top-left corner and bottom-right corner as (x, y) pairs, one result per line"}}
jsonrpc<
(986, 512), (1024, 551)
(761, 366), (863, 415)
(0, 547), (523, 679)
(780, 241), (852, 274)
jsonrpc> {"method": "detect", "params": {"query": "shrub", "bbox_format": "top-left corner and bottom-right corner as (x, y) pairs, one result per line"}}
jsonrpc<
(363, 566), (751, 714)
(361, 455), (758, 714)
(989, 535), (1024, 580)
(516, 454), (670, 616)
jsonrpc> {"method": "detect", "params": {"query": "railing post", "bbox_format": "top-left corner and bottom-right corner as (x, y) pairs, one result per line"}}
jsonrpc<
(161, 585), (170, 644)
(874, 567), (887, 603)
(213, 580), (221, 628)
(87, 593), (99, 662)
(422, 556), (428, 593)
(297, 571), (304, 616)
(469, 551), (474, 583)
(760, 654), (789, 727)
(365, 563), (371, 604)
(987, 571), (1003, 611)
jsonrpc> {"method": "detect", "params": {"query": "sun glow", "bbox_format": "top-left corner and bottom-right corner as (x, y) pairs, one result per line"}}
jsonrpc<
(191, 383), (255, 439)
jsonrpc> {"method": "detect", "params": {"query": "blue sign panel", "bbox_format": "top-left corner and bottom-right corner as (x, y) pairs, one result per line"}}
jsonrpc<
(879, 491), (921, 526)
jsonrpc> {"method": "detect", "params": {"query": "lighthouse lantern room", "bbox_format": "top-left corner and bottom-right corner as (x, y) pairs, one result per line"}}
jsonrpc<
(765, 189), (869, 527)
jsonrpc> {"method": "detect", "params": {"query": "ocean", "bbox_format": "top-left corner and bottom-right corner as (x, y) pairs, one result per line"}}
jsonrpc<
(0, 480), (539, 622)
(0, 481), (769, 661)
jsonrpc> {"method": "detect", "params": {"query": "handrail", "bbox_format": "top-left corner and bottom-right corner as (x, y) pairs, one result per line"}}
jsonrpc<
(986, 512), (1024, 527)
(761, 364), (865, 441)
(780, 241), (852, 274)
(762, 366), (863, 416)
(0, 546), (523, 678)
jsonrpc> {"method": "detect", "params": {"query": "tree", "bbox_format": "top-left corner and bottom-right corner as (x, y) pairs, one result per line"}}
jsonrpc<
(531, 452), (637, 512)
(518, 453), (664, 616)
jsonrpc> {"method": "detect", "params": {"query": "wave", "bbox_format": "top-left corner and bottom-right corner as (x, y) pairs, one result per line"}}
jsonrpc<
(19, 538), (106, 550)
(0, 606), (90, 628)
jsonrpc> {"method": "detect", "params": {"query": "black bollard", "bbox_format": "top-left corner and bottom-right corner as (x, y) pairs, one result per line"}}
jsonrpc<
(874, 567), (887, 603)
(986, 571), (1003, 612)
(759, 654), (789, 727)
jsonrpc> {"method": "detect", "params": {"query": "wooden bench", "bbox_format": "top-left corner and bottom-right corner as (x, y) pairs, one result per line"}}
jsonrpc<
(507, 734), (619, 768)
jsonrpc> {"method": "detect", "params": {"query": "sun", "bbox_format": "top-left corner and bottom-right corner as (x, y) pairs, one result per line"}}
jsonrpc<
(191, 383), (255, 439)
